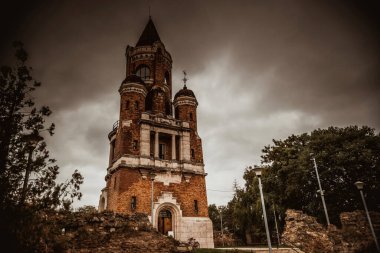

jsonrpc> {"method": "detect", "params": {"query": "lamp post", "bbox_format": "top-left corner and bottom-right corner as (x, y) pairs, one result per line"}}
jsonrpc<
(252, 165), (272, 253)
(310, 153), (330, 226)
(150, 173), (156, 225)
(273, 203), (281, 248)
(20, 133), (42, 205)
(218, 206), (224, 247)
(354, 181), (380, 252)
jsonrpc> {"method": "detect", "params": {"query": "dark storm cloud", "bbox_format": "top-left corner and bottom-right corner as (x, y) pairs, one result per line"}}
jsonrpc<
(2, 0), (379, 207)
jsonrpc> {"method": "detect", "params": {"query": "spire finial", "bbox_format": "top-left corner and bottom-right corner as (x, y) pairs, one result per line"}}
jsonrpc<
(149, 6), (151, 18)
(182, 70), (188, 88)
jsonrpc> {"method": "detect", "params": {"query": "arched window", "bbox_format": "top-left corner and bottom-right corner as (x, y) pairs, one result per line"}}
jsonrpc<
(131, 196), (137, 210)
(136, 65), (150, 80)
(194, 200), (199, 214)
(164, 71), (170, 85)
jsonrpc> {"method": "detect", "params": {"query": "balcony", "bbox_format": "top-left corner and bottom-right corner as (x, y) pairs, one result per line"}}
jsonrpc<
(108, 120), (119, 139)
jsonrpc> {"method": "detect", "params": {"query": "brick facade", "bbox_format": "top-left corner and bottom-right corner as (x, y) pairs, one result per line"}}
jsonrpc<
(107, 169), (208, 217)
(99, 17), (214, 248)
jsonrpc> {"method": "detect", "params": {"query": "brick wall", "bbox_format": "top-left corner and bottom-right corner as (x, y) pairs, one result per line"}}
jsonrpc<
(175, 104), (203, 163)
(107, 168), (209, 217)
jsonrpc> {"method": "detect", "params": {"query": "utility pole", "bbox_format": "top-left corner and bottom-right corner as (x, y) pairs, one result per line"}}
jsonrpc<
(310, 154), (330, 226)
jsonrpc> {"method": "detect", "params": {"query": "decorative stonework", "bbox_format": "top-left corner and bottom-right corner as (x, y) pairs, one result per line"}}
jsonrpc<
(173, 96), (198, 107)
(119, 83), (147, 97)
(155, 171), (182, 186)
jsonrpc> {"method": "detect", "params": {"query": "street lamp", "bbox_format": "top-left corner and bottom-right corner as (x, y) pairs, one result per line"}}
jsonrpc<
(20, 133), (42, 205)
(354, 181), (380, 252)
(150, 172), (156, 225)
(310, 153), (330, 226)
(272, 203), (281, 248)
(252, 165), (272, 253)
(218, 206), (224, 247)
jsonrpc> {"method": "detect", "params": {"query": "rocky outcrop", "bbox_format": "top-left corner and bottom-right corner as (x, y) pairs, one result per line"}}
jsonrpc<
(40, 210), (179, 253)
(282, 209), (379, 253)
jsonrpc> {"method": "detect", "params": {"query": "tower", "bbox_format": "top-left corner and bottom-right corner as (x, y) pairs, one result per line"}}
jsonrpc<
(98, 18), (214, 248)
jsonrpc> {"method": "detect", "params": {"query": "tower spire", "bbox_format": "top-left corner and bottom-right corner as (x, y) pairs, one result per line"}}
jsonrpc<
(136, 17), (161, 47)
(182, 70), (188, 89)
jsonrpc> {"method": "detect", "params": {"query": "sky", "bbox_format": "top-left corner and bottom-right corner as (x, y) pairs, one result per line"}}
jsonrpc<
(1, 0), (380, 208)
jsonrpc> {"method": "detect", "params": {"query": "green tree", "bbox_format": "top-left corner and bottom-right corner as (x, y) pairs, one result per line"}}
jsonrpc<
(0, 42), (83, 252)
(227, 126), (380, 245)
(228, 168), (269, 244)
(261, 126), (380, 225)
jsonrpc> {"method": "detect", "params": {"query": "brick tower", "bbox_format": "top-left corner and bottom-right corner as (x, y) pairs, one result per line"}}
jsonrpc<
(98, 17), (214, 248)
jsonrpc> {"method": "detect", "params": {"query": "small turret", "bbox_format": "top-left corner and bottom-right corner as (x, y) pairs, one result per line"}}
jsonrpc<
(173, 72), (203, 163)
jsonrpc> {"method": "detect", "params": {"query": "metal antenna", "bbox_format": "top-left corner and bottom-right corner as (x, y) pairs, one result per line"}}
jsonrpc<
(182, 70), (188, 88)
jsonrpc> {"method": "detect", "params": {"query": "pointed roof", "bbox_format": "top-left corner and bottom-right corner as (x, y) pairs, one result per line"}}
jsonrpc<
(136, 17), (161, 47)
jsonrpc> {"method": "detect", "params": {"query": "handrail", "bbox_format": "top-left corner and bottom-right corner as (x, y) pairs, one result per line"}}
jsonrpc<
(112, 120), (119, 130)
(280, 237), (303, 253)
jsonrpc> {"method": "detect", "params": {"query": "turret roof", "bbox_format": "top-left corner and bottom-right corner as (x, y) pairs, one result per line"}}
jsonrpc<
(136, 17), (161, 47)
(174, 85), (196, 100)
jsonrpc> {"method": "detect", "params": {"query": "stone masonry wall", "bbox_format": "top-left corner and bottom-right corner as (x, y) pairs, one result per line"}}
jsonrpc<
(41, 211), (178, 253)
(282, 209), (380, 253)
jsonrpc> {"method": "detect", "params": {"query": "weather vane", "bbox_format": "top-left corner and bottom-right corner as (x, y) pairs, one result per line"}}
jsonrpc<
(182, 70), (188, 88)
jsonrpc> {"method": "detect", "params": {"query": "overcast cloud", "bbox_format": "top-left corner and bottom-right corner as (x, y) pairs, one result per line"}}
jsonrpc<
(1, 0), (379, 208)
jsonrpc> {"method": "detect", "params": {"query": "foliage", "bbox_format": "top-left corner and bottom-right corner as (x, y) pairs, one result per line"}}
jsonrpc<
(0, 42), (83, 252)
(217, 126), (380, 245)
(77, 205), (97, 213)
(261, 126), (380, 225)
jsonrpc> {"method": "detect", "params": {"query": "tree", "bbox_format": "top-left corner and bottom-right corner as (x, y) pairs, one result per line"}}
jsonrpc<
(261, 126), (380, 225)
(227, 168), (270, 244)
(0, 42), (83, 252)
(226, 126), (380, 245)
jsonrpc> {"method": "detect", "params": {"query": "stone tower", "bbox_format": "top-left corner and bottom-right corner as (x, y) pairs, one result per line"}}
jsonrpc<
(98, 17), (214, 248)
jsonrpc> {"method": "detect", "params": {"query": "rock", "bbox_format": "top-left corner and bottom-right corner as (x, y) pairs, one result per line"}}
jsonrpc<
(282, 209), (379, 253)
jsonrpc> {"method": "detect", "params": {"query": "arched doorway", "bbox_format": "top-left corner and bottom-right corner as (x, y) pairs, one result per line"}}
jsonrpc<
(158, 209), (172, 235)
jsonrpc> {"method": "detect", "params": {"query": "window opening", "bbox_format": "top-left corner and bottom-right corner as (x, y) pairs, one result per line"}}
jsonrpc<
(133, 140), (138, 151)
(194, 200), (199, 214)
(131, 196), (137, 210)
(191, 149), (195, 159)
(134, 101), (139, 110)
(136, 65), (150, 80)
(159, 144), (165, 159)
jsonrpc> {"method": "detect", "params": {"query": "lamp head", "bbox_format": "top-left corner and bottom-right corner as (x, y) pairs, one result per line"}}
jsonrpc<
(253, 165), (263, 177)
(150, 173), (156, 181)
(354, 181), (364, 190)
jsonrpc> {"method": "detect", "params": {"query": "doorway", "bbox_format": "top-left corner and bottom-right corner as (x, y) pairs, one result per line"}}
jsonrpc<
(158, 209), (172, 235)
